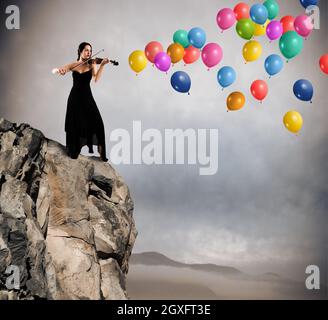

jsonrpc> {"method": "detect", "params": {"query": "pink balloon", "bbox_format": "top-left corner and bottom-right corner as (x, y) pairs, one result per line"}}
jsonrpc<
(266, 20), (283, 41)
(216, 8), (236, 31)
(294, 15), (313, 38)
(154, 52), (171, 72)
(201, 43), (223, 69)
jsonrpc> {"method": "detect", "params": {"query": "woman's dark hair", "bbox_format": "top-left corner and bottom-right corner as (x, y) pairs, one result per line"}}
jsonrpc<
(77, 42), (92, 61)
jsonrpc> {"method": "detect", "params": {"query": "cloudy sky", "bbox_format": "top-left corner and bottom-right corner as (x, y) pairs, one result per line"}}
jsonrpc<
(0, 0), (327, 282)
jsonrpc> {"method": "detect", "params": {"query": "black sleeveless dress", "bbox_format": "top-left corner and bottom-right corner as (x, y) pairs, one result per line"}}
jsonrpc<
(65, 69), (108, 161)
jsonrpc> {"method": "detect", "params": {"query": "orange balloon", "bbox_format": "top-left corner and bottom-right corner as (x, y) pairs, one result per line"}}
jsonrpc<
(183, 46), (200, 64)
(227, 92), (246, 111)
(145, 41), (163, 63)
(167, 43), (185, 64)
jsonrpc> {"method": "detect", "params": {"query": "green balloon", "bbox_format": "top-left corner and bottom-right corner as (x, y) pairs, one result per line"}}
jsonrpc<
(173, 29), (189, 48)
(236, 19), (255, 40)
(279, 31), (304, 60)
(263, 0), (279, 20)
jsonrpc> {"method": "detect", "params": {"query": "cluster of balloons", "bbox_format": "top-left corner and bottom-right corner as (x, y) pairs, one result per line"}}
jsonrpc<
(231, 1), (315, 63)
(218, 0), (320, 135)
(172, 28), (225, 93)
(129, 27), (224, 73)
(129, 0), (326, 135)
(129, 27), (227, 93)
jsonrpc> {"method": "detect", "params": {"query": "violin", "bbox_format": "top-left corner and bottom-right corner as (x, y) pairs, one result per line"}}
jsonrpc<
(87, 58), (119, 66)
(52, 49), (119, 74)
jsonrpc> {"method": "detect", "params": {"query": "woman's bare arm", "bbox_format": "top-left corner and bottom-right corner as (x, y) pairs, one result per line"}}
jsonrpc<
(57, 61), (80, 76)
(92, 58), (109, 83)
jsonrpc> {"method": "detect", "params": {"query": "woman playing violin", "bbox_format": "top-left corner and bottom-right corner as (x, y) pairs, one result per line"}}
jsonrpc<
(56, 42), (110, 161)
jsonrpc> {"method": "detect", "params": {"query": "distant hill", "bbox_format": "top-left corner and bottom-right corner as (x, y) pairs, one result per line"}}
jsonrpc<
(130, 251), (243, 276)
(128, 252), (327, 300)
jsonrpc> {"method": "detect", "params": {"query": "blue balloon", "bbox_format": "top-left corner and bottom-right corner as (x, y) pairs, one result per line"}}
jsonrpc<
(171, 71), (191, 94)
(293, 79), (314, 102)
(250, 4), (269, 25)
(300, 0), (318, 9)
(188, 27), (206, 49)
(264, 54), (284, 77)
(217, 66), (236, 89)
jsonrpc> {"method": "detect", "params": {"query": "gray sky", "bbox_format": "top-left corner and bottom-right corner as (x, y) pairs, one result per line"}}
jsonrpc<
(1, 0), (327, 281)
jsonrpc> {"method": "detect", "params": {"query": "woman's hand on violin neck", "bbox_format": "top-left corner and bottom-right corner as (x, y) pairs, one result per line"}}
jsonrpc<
(100, 58), (110, 66)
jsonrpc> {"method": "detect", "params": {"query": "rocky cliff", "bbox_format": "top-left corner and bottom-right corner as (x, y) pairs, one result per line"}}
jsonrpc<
(0, 118), (137, 300)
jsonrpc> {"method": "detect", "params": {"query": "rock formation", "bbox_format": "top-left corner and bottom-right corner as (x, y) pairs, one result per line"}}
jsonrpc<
(0, 118), (137, 300)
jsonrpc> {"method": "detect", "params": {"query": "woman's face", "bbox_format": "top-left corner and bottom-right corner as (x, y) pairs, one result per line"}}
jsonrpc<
(81, 45), (92, 60)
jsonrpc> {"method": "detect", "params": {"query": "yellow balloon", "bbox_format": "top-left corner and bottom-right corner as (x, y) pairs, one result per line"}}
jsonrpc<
(167, 43), (185, 64)
(283, 111), (303, 133)
(243, 40), (263, 62)
(129, 50), (147, 73)
(254, 20), (269, 37)
(227, 92), (246, 111)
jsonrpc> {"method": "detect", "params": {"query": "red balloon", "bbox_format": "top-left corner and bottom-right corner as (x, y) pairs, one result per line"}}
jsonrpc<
(145, 41), (163, 63)
(280, 16), (295, 34)
(251, 80), (268, 102)
(233, 2), (250, 21)
(319, 54), (328, 75)
(183, 46), (201, 64)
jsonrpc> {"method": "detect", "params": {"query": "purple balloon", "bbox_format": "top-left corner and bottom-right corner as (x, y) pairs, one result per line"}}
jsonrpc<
(154, 52), (171, 72)
(266, 20), (283, 41)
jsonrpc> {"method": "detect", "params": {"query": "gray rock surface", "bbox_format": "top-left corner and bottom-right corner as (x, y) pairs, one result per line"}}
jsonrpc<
(0, 118), (137, 300)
